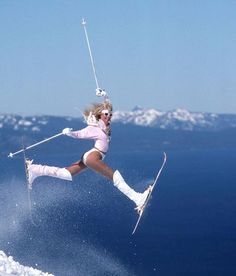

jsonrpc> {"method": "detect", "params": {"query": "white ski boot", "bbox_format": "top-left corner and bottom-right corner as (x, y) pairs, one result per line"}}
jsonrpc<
(25, 159), (35, 189)
(25, 160), (72, 189)
(113, 170), (152, 212)
(134, 186), (152, 214)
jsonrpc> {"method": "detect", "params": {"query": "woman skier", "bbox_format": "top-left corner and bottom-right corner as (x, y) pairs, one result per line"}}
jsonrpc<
(26, 101), (151, 212)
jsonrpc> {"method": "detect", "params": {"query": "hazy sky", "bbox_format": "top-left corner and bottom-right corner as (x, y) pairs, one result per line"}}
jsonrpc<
(0, 0), (235, 116)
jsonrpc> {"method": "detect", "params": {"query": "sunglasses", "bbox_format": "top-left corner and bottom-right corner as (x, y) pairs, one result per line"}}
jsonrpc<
(102, 110), (112, 117)
(103, 112), (112, 117)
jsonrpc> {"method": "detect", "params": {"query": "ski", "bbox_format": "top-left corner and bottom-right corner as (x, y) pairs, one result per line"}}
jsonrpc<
(132, 152), (167, 235)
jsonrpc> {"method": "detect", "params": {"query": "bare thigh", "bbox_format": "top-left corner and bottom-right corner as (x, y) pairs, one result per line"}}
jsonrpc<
(85, 151), (114, 181)
(66, 160), (87, 176)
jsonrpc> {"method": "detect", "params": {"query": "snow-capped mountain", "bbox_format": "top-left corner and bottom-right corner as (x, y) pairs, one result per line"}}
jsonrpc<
(0, 114), (78, 133)
(112, 106), (236, 131)
(0, 108), (236, 132)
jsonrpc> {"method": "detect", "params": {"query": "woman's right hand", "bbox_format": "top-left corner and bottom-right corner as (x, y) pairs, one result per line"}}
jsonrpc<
(62, 128), (73, 135)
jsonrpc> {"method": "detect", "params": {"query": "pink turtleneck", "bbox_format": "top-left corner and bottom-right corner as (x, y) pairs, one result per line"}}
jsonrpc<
(66, 120), (110, 153)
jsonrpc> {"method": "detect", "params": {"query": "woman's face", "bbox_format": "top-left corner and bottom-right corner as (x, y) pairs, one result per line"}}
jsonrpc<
(100, 110), (112, 126)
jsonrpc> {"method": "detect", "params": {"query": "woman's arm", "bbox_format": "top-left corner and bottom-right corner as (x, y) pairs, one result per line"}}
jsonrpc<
(63, 126), (98, 140)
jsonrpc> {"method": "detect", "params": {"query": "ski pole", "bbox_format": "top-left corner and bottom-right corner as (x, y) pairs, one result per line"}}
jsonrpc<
(8, 132), (63, 158)
(82, 18), (100, 90)
(82, 18), (109, 100)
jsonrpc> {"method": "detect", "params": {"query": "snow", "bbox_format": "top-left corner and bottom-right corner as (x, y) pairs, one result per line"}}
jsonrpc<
(111, 107), (229, 130)
(112, 107), (163, 126)
(0, 115), (47, 132)
(18, 119), (32, 127)
(0, 251), (54, 276)
(32, 126), (41, 132)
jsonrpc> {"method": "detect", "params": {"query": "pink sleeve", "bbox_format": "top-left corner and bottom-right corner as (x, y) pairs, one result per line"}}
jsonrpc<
(68, 126), (98, 140)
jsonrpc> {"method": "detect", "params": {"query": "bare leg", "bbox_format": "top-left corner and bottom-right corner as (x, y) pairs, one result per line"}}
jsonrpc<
(66, 160), (87, 176)
(84, 151), (114, 180)
(69, 151), (149, 208)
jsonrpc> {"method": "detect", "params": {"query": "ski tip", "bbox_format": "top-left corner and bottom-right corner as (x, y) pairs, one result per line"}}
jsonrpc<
(163, 152), (167, 160)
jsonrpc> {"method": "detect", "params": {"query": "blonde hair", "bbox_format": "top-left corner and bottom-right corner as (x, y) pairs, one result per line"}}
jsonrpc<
(83, 102), (113, 120)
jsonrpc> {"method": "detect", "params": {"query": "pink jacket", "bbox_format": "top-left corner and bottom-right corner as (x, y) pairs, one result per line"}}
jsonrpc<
(67, 122), (110, 153)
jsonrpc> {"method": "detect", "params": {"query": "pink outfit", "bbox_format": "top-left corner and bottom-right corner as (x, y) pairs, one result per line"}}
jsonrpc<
(67, 121), (110, 153)
(27, 120), (149, 208)
(27, 121), (110, 185)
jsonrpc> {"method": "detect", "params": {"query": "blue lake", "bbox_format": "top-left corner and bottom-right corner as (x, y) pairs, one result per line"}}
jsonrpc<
(0, 148), (236, 275)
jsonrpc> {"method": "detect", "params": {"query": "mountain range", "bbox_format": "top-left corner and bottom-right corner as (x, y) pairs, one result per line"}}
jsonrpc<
(1, 107), (236, 156)
(1, 107), (236, 132)
(112, 106), (236, 131)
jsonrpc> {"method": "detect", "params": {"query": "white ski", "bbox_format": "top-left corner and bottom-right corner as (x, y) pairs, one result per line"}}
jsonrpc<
(132, 152), (167, 235)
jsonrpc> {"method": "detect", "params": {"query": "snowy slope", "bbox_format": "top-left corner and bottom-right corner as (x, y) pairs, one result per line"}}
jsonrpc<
(0, 251), (53, 276)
